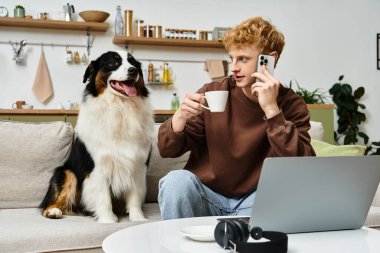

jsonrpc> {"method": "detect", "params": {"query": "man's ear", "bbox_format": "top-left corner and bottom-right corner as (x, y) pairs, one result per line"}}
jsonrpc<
(269, 51), (279, 68)
(83, 60), (98, 83)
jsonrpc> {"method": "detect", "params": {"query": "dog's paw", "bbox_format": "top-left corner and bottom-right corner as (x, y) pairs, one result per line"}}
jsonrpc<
(129, 210), (147, 222)
(97, 214), (118, 223)
(42, 207), (63, 219)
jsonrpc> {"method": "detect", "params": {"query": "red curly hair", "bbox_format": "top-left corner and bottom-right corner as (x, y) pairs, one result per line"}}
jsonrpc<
(223, 17), (285, 57)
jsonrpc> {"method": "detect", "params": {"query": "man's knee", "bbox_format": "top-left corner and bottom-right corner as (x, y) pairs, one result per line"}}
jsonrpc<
(158, 170), (198, 200)
(158, 170), (214, 219)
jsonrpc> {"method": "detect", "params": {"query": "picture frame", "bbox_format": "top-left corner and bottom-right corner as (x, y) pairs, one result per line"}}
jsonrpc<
(377, 34), (380, 69)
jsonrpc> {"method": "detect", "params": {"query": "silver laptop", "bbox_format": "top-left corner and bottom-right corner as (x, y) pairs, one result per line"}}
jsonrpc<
(249, 156), (380, 234)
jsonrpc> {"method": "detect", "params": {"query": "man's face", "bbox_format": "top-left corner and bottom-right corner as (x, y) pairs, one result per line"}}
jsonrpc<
(229, 45), (261, 88)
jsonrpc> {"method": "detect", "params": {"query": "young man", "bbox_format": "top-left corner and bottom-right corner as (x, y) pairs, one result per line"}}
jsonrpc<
(157, 17), (315, 220)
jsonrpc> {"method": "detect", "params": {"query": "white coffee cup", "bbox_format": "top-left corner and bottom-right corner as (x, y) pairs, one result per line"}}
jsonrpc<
(201, 91), (229, 112)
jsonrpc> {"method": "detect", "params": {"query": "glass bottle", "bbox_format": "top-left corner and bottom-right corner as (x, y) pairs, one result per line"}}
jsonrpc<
(171, 93), (180, 110)
(115, 5), (124, 36)
(162, 62), (171, 84)
(148, 63), (154, 83)
(73, 51), (80, 64)
(65, 47), (72, 63)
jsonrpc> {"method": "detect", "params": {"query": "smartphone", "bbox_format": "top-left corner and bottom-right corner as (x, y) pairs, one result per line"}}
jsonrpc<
(257, 54), (275, 76)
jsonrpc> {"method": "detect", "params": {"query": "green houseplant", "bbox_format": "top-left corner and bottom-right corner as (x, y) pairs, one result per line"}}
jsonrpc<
(288, 80), (327, 104)
(328, 75), (368, 145)
(329, 75), (380, 155)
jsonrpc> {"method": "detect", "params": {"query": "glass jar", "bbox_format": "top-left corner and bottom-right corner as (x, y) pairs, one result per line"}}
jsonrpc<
(143, 25), (153, 38)
(165, 28), (170, 39)
(154, 25), (162, 38)
(199, 30), (207, 40)
(124, 10), (133, 37)
(207, 31), (213, 40)
(135, 19), (144, 37)
(169, 29), (175, 39)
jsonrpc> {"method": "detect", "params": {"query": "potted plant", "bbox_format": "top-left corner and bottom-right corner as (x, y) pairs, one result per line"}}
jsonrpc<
(329, 75), (368, 145)
(288, 80), (327, 104)
(14, 5), (25, 18)
(328, 75), (380, 155)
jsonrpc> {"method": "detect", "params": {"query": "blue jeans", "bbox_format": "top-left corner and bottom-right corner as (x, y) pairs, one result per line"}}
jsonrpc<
(158, 170), (256, 220)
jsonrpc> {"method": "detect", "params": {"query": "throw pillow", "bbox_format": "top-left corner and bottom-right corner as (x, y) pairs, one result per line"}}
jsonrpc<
(0, 120), (74, 208)
(308, 121), (325, 141)
(311, 139), (366, 156)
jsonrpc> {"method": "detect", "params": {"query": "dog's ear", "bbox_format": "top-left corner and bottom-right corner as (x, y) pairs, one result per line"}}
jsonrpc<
(83, 60), (98, 83)
(127, 52), (142, 69)
(127, 52), (134, 61)
(137, 69), (149, 97)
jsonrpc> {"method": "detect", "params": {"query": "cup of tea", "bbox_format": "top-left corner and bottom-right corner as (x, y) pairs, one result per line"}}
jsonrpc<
(12, 100), (26, 109)
(201, 91), (229, 112)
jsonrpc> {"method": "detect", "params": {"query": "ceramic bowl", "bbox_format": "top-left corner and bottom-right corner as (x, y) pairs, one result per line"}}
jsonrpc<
(79, 10), (110, 23)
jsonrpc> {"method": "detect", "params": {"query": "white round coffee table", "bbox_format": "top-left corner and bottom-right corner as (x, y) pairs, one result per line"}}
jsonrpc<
(103, 216), (222, 253)
(102, 216), (380, 253)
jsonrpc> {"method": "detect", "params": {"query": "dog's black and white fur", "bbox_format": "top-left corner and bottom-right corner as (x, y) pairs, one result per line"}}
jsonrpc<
(40, 51), (154, 223)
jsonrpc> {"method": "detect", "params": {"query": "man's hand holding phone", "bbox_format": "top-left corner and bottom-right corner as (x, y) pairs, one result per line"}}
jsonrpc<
(251, 54), (281, 119)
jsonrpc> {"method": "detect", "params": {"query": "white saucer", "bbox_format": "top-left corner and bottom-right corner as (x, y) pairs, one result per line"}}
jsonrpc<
(180, 225), (216, 242)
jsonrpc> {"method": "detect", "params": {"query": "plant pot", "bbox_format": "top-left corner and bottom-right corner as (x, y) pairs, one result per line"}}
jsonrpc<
(14, 7), (25, 18)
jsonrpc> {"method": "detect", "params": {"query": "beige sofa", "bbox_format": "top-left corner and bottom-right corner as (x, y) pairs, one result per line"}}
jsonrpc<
(0, 120), (379, 253)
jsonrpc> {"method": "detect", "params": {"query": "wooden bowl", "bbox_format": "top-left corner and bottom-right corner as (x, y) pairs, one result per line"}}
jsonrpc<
(79, 10), (110, 23)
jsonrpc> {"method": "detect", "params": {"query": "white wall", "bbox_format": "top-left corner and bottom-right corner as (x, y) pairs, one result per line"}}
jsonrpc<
(1, 0), (379, 141)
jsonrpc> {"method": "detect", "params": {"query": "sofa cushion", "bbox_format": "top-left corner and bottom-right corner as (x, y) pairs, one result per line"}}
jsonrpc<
(0, 120), (74, 209)
(146, 124), (189, 203)
(373, 185), (380, 207)
(309, 121), (325, 141)
(311, 139), (366, 156)
(365, 205), (380, 228)
(0, 203), (160, 253)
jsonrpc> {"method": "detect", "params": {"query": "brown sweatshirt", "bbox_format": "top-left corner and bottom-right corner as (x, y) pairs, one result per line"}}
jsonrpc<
(158, 76), (315, 198)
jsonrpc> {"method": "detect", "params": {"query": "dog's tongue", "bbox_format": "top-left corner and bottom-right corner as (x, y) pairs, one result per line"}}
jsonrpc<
(113, 81), (137, 97)
(121, 85), (137, 97)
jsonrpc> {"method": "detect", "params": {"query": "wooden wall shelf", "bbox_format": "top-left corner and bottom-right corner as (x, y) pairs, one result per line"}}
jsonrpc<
(113, 36), (224, 48)
(0, 109), (175, 115)
(0, 109), (176, 125)
(0, 17), (108, 32)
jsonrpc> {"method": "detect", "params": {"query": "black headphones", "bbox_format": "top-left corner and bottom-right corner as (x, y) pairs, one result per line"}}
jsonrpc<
(214, 218), (288, 253)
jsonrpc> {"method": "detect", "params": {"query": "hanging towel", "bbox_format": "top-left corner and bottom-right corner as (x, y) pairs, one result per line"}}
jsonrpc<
(204, 60), (226, 80)
(32, 51), (53, 103)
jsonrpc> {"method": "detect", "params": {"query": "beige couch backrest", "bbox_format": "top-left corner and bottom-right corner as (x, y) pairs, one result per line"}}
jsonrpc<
(0, 120), (74, 208)
(1, 120), (374, 207)
(373, 185), (380, 207)
(145, 124), (189, 202)
(0, 121), (187, 207)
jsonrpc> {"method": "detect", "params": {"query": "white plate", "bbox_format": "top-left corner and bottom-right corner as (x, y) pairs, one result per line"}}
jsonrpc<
(180, 225), (216, 242)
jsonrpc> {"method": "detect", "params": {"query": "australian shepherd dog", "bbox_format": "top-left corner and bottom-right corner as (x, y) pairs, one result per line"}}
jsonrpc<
(40, 51), (154, 223)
